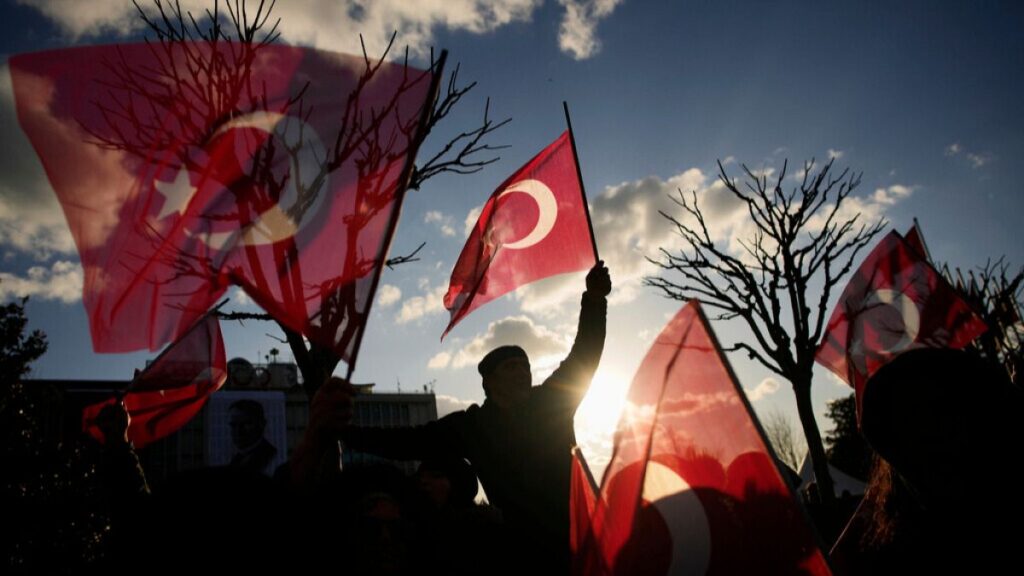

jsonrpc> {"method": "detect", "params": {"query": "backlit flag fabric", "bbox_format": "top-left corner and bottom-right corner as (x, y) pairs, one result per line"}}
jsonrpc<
(571, 446), (602, 576)
(904, 221), (931, 262)
(443, 132), (595, 338)
(11, 42), (437, 359)
(83, 314), (226, 449)
(815, 231), (987, 416)
(592, 301), (831, 575)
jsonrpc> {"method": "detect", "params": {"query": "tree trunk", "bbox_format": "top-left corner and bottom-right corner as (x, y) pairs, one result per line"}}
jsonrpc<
(792, 374), (835, 504)
(282, 324), (341, 399)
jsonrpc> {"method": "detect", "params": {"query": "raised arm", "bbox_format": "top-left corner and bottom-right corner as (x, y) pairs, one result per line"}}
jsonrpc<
(542, 261), (611, 405)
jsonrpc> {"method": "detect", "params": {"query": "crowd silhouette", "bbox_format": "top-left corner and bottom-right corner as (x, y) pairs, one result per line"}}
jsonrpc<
(6, 261), (1024, 575)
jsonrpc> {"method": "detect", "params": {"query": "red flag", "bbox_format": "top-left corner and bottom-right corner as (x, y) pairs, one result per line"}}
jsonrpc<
(815, 231), (988, 416)
(903, 220), (931, 262)
(83, 314), (226, 448)
(593, 301), (830, 575)
(10, 42), (437, 359)
(571, 446), (602, 576)
(442, 132), (595, 337)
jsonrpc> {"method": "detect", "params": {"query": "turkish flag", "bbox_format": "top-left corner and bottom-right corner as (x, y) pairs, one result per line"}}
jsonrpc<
(571, 446), (603, 576)
(815, 231), (988, 416)
(592, 301), (830, 575)
(903, 221), (930, 261)
(82, 314), (226, 449)
(442, 132), (595, 337)
(10, 42), (437, 359)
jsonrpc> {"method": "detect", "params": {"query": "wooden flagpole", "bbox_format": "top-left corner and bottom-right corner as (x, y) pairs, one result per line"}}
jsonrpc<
(563, 101), (600, 262)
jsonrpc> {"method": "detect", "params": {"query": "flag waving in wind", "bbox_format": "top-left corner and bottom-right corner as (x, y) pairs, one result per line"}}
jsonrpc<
(815, 230), (988, 416)
(82, 314), (226, 449)
(443, 132), (595, 337)
(586, 301), (830, 575)
(11, 42), (438, 361)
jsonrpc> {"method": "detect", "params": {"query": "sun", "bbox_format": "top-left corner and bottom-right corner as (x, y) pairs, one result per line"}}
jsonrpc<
(575, 367), (631, 443)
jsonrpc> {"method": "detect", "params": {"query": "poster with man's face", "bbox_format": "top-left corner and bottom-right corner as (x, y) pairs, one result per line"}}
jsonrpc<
(206, 390), (287, 475)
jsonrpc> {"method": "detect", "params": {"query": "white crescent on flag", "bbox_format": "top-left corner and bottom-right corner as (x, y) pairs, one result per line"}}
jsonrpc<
(642, 460), (712, 576)
(862, 288), (921, 353)
(153, 111), (330, 252)
(497, 178), (558, 249)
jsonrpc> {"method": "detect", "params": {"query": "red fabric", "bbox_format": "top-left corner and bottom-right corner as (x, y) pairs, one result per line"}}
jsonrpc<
(571, 447), (601, 576)
(83, 314), (226, 448)
(815, 231), (988, 417)
(11, 42), (435, 358)
(904, 222), (930, 261)
(593, 301), (830, 575)
(442, 132), (595, 338)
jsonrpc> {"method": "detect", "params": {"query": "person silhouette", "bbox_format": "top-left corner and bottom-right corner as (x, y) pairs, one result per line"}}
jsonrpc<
(294, 261), (611, 572)
(830, 348), (1024, 574)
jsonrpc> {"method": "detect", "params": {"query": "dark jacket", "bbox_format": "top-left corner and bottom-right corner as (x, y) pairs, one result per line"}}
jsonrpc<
(344, 293), (607, 570)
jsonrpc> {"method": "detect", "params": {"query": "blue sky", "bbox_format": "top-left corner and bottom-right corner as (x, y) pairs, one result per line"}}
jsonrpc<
(2, 0), (1022, 473)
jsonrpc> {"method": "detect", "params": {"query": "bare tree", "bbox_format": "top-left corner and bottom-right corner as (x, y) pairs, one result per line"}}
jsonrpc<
(646, 158), (885, 501)
(763, 410), (806, 471)
(944, 257), (1024, 386)
(102, 1), (507, 396)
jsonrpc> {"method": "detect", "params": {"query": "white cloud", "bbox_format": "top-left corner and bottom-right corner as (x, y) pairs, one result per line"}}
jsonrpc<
(230, 286), (254, 307)
(513, 158), (917, 319)
(20, 0), (547, 59)
(427, 351), (452, 370)
(435, 394), (476, 417)
(827, 148), (844, 160)
(377, 284), (402, 307)
(463, 205), (483, 238)
(516, 167), (742, 316)
(823, 369), (849, 389)
(451, 315), (568, 369)
(557, 0), (624, 60)
(0, 63), (75, 260)
(871, 184), (915, 206)
(805, 179), (916, 237)
(396, 282), (447, 323)
(15, 0), (144, 39)
(2, 61), (140, 255)
(966, 152), (993, 169)
(424, 210), (457, 237)
(0, 260), (83, 303)
(745, 377), (781, 401)
(944, 142), (994, 169)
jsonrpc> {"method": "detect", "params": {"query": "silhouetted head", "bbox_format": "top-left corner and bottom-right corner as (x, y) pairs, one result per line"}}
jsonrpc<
(416, 456), (478, 509)
(228, 399), (266, 450)
(478, 345), (531, 409)
(860, 348), (1021, 511)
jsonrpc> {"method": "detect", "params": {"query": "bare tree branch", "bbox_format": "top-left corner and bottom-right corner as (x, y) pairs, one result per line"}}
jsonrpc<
(104, 2), (504, 397)
(645, 157), (886, 502)
(385, 242), (426, 269)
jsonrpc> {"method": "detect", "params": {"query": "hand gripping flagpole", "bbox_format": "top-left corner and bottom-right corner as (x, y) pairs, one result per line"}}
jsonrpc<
(563, 101), (600, 263)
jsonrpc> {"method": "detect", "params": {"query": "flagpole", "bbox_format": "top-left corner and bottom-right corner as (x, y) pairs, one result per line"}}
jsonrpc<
(345, 51), (449, 382)
(562, 101), (600, 262)
(571, 445), (601, 497)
